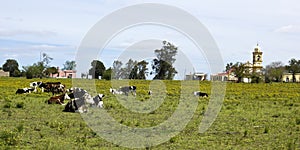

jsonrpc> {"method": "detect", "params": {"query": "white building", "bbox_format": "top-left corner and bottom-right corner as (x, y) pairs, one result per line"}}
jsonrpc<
(282, 73), (300, 82)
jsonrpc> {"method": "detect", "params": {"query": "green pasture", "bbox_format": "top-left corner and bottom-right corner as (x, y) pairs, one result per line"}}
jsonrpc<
(0, 77), (299, 149)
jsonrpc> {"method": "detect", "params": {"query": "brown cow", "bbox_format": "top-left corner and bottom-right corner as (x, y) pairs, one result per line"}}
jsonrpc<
(47, 93), (70, 105)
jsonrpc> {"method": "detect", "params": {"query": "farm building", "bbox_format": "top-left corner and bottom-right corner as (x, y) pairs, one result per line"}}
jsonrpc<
(50, 68), (76, 78)
(210, 70), (237, 82)
(0, 69), (9, 77)
(282, 73), (300, 82)
(185, 72), (207, 80)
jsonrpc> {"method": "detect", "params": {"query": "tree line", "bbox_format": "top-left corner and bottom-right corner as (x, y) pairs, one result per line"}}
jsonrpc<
(1, 53), (76, 79)
(1, 41), (179, 80)
(84, 41), (178, 80)
(225, 58), (300, 83)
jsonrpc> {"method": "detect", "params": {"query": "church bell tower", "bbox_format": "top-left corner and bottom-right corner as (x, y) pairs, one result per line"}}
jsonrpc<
(252, 44), (263, 73)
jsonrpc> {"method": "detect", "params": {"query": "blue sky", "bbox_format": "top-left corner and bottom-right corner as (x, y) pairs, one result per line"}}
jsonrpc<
(1, 0), (299, 79)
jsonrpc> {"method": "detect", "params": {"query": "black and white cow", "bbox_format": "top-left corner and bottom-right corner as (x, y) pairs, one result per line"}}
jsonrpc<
(30, 81), (43, 92)
(64, 88), (105, 113)
(118, 86), (137, 96)
(30, 81), (65, 95)
(15, 88), (35, 94)
(109, 88), (123, 95)
(193, 91), (208, 97)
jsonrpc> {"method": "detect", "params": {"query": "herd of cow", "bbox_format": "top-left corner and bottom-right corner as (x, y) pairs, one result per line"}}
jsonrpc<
(15, 81), (208, 113)
(15, 82), (139, 113)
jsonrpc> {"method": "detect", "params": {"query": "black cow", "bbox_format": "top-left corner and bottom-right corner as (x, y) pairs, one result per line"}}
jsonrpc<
(193, 91), (208, 97)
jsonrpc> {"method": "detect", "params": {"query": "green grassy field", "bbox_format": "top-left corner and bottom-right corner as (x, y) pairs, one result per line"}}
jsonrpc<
(0, 77), (299, 149)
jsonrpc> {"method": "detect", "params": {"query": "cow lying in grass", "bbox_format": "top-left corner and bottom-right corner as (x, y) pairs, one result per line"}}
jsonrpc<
(193, 91), (208, 97)
(110, 86), (137, 96)
(16, 88), (35, 94)
(46, 93), (71, 105)
(109, 88), (123, 95)
(64, 87), (105, 113)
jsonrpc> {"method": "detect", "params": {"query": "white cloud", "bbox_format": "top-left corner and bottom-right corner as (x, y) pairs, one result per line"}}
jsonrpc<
(274, 25), (300, 33)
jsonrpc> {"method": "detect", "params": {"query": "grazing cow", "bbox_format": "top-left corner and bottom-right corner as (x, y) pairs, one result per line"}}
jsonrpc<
(30, 81), (64, 94)
(47, 93), (71, 105)
(193, 91), (208, 97)
(118, 86), (137, 96)
(15, 88), (35, 94)
(44, 82), (65, 95)
(148, 90), (153, 95)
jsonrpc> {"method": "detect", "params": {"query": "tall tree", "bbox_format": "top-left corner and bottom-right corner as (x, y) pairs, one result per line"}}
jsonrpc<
(89, 60), (106, 79)
(136, 60), (148, 79)
(152, 41), (178, 80)
(41, 53), (53, 67)
(62, 60), (76, 70)
(2, 59), (21, 77)
(286, 58), (300, 82)
(265, 61), (285, 82)
(129, 65), (138, 79)
(112, 60), (123, 79)
(122, 59), (137, 79)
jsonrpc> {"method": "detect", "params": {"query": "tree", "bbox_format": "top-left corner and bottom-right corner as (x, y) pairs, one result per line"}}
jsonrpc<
(103, 67), (112, 80)
(2, 59), (21, 77)
(225, 62), (234, 72)
(44, 67), (58, 77)
(62, 60), (76, 70)
(265, 61), (285, 82)
(286, 58), (300, 82)
(136, 60), (149, 79)
(112, 60), (123, 79)
(122, 59), (137, 79)
(41, 53), (53, 67)
(129, 65), (138, 79)
(23, 62), (45, 79)
(89, 60), (106, 79)
(232, 62), (245, 83)
(152, 41), (178, 80)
